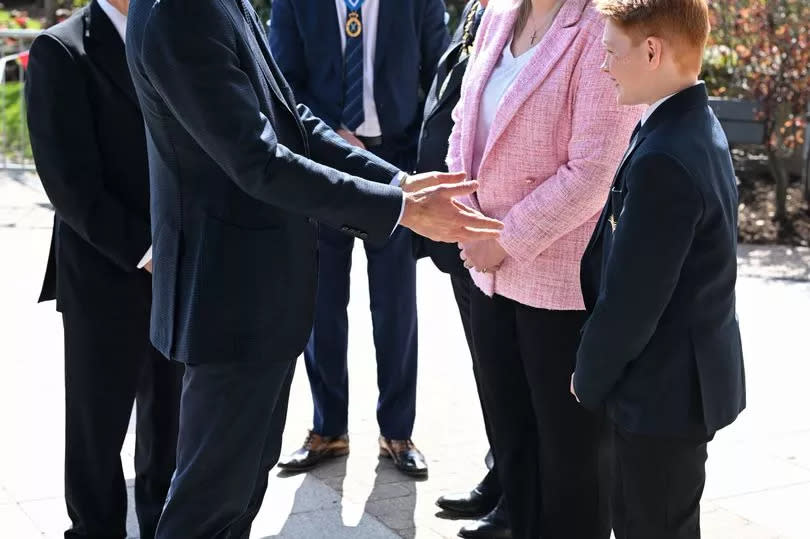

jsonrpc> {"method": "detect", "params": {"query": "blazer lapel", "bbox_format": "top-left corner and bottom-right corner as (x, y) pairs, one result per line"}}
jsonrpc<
(586, 129), (646, 251)
(424, 42), (466, 123)
(238, 0), (292, 112)
(373, 0), (394, 75)
(236, 0), (310, 154)
(459, 5), (519, 175)
(478, 0), (588, 169)
(84, 2), (138, 108)
(324, 0), (343, 81)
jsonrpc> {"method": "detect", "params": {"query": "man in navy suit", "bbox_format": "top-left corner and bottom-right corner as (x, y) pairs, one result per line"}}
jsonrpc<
(270, 0), (449, 477)
(126, 0), (500, 536)
(574, 1), (745, 537)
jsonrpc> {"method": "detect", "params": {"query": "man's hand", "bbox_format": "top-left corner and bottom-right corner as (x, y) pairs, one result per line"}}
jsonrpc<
(400, 181), (504, 243)
(570, 373), (580, 403)
(336, 129), (366, 150)
(144, 260), (153, 274)
(399, 171), (467, 193)
(459, 239), (507, 273)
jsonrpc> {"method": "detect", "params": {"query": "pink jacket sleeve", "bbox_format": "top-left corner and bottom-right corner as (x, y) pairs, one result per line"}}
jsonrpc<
(497, 35), (642, 263)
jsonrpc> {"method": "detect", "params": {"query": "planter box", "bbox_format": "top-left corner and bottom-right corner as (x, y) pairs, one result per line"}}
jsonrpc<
(708, 97), (765, 145)
(709, 97), (810, 184)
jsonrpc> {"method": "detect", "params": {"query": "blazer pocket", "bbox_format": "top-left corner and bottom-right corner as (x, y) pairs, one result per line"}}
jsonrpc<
(200, 216), (283, 332)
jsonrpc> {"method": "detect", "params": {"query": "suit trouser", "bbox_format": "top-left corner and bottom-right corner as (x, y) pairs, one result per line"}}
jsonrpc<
(469, 288), (611, 539)
(62, 309), (183, 539)
(612, 423), (710, 539)
(449, 271), (500, 496)
(155, 357), (295, 539)
(305, 143), (418, 440)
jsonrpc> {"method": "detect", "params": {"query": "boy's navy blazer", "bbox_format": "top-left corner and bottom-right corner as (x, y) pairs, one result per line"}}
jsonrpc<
(576, 83), (746, 438)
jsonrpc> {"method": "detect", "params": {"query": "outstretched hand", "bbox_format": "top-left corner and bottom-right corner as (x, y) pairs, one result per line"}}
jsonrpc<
(399, 177), (503, 243)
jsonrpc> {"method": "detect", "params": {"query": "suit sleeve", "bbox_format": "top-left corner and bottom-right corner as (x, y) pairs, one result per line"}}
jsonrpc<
(269, 0), (339, 130)
(420, 0), (451, 96)
(573, 152), (704, 410)
(139, 1), (402, 245)
(24, 34), (151, 271)
(496, 31), (641, 263)
(297, 104), (402, 184)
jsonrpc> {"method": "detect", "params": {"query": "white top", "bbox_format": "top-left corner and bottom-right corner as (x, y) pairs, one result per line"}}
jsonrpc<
(334, 0), (382, 137)
(471, 39), (535, 177)
(97, 0), (127, 42)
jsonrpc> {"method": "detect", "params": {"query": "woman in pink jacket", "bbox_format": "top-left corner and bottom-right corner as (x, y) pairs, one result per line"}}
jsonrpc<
(447, 0), (642, 537)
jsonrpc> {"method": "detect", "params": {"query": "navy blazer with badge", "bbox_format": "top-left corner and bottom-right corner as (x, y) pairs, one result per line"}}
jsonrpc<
(575, 83), (746, 438)
(269, 0), (449, 158)
(126, 0), (404, 366)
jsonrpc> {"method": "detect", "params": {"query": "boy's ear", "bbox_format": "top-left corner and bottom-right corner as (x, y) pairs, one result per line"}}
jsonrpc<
(646, 36), (663, 69)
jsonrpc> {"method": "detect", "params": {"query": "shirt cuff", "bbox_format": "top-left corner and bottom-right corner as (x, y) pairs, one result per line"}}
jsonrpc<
(137, 246), (152, 269)
(391, 172), (407, 233)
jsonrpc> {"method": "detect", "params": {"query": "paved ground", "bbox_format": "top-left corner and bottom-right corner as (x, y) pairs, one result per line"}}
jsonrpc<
(1, 170), (809, 538)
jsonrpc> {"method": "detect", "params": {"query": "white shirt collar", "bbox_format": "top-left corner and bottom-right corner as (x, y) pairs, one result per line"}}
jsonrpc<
(641, 81), (703, 126)
(96, 0), (127, 43)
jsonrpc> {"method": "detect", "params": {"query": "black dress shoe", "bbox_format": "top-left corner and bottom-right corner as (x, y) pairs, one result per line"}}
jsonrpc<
(458, 500), (511, 539)
(378, 436), (428, 477)
(277, 431), (349, 472)
(436, 484), (500, 517)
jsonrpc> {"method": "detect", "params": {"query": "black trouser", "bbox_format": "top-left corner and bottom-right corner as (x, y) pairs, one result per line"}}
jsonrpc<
(62, 309), (183, 539)
(470, 289), (610, 539)
(612, 424), (710, 539)
(450, 271), (500, 496)
(155, 358), (295, 539)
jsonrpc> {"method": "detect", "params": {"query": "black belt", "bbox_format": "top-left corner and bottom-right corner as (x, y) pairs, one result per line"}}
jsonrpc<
(356, 134), (383, 148)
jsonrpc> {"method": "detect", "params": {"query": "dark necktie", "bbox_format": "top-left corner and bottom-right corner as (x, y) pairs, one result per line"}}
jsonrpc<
(341, 0), (366, 131)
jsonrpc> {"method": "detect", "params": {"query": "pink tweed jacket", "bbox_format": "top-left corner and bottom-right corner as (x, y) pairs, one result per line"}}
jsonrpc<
(447, 0), (643, 310)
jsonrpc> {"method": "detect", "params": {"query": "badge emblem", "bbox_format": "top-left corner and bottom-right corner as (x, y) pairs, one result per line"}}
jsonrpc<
(345, 12), (362, 38)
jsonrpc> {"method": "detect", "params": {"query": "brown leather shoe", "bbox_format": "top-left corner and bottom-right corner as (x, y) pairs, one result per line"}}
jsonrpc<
(379, 436), (428, 477)
(277, 431), (349, 472)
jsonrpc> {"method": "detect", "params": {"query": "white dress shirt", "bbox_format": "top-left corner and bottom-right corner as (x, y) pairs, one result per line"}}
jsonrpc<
(334, 0), (382, 137)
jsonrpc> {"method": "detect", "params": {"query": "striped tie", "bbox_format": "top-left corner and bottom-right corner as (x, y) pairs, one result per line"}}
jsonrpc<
(341, 6), (365, 131)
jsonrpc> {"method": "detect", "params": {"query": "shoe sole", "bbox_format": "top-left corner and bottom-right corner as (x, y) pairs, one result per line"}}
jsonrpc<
(278, 447), (350, 472)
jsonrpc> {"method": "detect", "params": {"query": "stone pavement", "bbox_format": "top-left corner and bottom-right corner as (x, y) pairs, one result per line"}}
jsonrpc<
(1, 170), (808, 538)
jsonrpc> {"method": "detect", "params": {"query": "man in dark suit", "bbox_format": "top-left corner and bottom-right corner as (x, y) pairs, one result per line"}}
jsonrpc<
(125, 0), (501, 536)
(24, 1), (184, 537)
(574, 2), (746, 537)
(270, 0), (449, 477)
(413, 1), (510, 537)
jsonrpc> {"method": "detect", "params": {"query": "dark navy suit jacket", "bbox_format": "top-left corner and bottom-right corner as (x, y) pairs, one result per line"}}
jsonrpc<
(126, 0), (404, 365)
(268, 0), (449, 159)
(575, 84), (746, 438)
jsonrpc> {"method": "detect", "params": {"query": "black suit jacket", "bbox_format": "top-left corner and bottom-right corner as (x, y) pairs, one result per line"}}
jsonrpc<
(25, 1), (152, 315)
(575, 84), (746, 438)
(126, 0), (403, 365)
(269, 0), (449, 160)
(413, 0), (482, 274)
